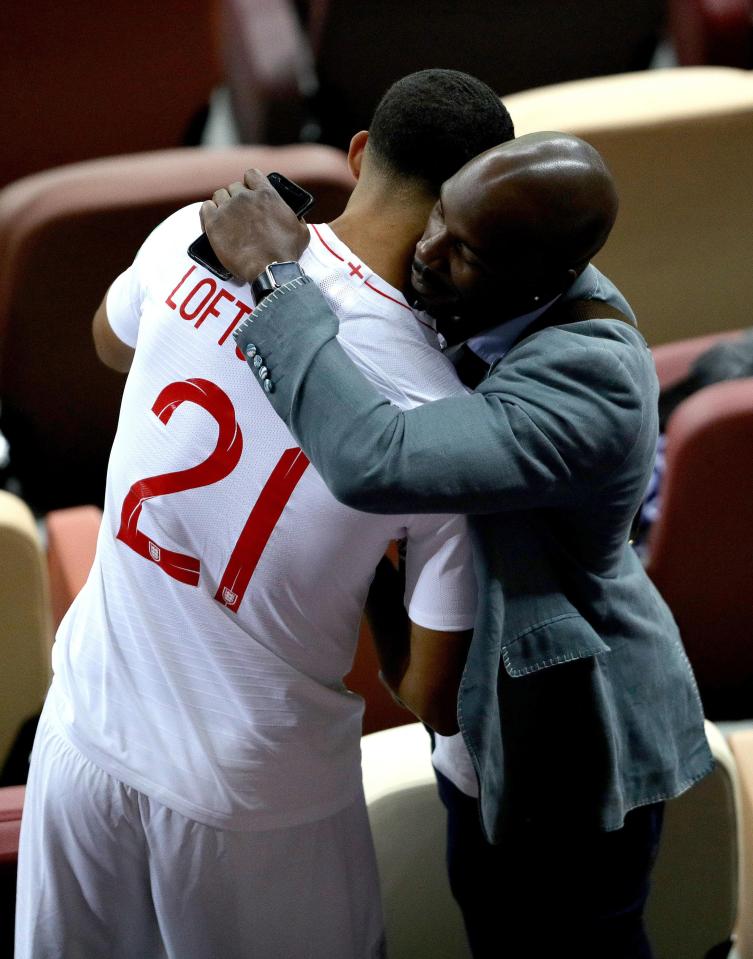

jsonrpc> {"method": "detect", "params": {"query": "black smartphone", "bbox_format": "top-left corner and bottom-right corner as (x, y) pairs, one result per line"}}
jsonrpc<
(187, 172), (315, 280)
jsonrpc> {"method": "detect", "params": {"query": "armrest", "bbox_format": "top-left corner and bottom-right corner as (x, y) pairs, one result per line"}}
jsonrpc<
(46, 505), (102, 632)
(0, 785), (25, 865)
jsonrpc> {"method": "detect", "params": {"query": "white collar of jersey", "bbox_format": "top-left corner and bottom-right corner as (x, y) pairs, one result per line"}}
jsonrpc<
(308, 223), (413, 313)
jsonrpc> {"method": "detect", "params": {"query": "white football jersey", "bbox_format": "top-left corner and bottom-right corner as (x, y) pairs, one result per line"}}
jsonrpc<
(50, 207), (476, 830)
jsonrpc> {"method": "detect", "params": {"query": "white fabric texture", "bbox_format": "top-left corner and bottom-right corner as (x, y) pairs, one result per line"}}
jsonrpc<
(51, 207), (477, 831)
(16, 701), (385, 959)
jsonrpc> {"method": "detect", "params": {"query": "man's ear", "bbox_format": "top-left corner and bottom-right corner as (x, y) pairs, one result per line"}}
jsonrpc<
(347, 131), (369, 181)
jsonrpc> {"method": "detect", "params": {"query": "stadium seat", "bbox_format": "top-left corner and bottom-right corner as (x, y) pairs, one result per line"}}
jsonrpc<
(0, 489), (50, 955)
(645, 721), (739, 958)
(361, 721), (740, 959)
(0, 0), (222, 188)
(0, 144), (353, 513)
(221, 0), (665, 147)
(652, 329), (746, 390)
(0, 491), (51, 773)
(361, 722), (469, 958)
(505, 67), (753, 345)
(668, 0), (753, 68)
(645, 333), (753, 719)
(46, 506), (104, 632)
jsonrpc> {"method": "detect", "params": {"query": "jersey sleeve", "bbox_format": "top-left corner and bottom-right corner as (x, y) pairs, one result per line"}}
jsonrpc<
(106, 259), (145, 348)
(403, 513), (477, 632)
(106, 202), (202, 348)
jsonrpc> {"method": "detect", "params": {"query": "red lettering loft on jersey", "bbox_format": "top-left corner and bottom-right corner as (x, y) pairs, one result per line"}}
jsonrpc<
(165, 266), (251, 360)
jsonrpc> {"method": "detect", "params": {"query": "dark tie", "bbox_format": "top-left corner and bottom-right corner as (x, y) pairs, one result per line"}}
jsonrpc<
(445, 342), (490, 389)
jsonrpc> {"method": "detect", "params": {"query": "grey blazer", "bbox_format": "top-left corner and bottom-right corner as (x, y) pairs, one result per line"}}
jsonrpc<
(234, 266), (713, 842)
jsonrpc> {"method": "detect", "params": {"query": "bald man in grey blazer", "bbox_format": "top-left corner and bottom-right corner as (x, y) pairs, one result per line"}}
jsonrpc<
(202, 133), (713, 958)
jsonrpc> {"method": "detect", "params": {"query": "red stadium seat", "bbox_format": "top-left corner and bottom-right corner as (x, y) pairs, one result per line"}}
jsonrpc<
(668, 0), (753, 67)
(652, 329), (746, 389)
(646, 332), (753, 718)
(0, 0), (222, 188)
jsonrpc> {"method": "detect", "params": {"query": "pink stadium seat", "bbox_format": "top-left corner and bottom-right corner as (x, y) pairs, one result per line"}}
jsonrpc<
(46, 506), (104, 632)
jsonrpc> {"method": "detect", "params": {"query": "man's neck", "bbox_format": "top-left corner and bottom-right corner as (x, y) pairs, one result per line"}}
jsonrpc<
(328, 195), (432, 297)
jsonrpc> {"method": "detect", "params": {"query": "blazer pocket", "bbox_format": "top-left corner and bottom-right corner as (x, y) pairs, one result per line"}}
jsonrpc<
(502, 613), (611, 678)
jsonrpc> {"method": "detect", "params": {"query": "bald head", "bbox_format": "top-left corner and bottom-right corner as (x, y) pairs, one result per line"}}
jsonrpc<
(411, 132), (619, 340)
(460, 132), (618, 270)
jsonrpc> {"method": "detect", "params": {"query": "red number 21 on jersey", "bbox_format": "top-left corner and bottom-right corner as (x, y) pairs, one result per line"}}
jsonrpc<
(116, 377), (309, 613)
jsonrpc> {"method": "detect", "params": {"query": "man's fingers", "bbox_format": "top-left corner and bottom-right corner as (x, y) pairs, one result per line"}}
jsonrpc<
(243, 168), (267, 189)
(199, 200), (216, 232)
(208, 171), (272, 215)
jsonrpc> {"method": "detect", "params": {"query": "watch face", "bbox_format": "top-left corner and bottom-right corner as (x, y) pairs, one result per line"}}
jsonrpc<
(269, 262), (303, 286)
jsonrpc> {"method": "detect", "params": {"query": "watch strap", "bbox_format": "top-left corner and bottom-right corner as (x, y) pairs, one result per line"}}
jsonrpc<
(251, 261), (305, 303)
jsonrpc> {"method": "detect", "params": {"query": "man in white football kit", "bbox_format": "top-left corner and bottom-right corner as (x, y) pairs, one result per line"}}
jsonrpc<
(15, 71), (514, 959)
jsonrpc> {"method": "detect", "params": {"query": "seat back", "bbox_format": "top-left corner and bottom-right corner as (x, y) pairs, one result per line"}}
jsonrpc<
(219, 0), (664, 149)
(0, 492), (51, 769)
(362, 721), (739, 959)
(505, 67), (753, 345)
(668, 0), (753, 67)
(46, 506), (104, 632)
(0, 0), (221, 188)
(310, 0), (664, 149)
(361, 723), (470, 959)
(0, 144), (353, 512)
(652, 329), (746, 390)
(645, 721), (740, 958)
(645, 373), (753, 718)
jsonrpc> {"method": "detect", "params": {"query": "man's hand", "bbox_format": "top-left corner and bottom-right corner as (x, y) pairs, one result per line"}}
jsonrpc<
(200, 169), (310, 282)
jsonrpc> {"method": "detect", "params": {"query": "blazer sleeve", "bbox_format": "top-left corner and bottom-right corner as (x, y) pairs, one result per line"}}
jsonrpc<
(235, 278), (649, 515)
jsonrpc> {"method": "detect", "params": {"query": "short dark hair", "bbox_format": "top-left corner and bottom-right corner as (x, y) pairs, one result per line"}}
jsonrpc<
(368, 69), (514, 193)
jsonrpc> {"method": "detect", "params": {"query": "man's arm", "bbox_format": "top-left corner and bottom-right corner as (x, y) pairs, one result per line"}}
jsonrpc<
(92, 289), (134, 373)
(365, 556), (472, 736)
(230, 280), (645, 515)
